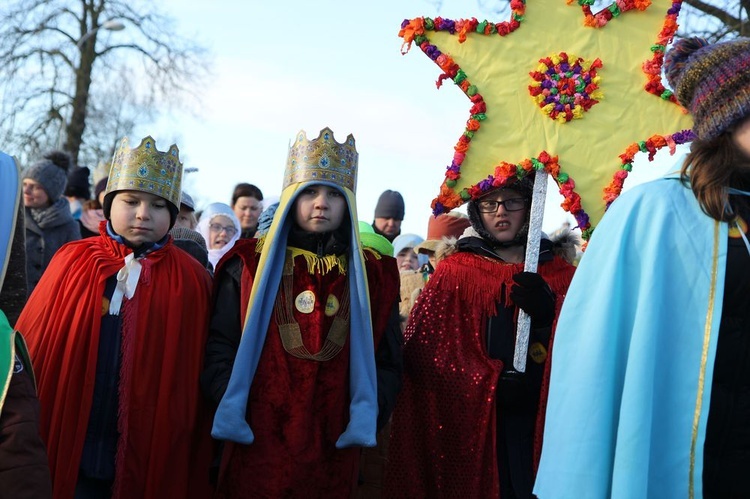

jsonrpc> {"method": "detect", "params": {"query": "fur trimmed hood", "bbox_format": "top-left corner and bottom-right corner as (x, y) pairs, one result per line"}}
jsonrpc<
(435, 227), (580, 265)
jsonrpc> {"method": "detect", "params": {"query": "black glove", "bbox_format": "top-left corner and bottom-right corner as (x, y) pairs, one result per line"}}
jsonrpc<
(509, 271), (555, 328)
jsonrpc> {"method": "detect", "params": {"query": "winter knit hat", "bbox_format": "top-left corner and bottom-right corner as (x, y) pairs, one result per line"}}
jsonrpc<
(23, 150), (72, 202)
(392, 233), (424, 257)
(181, 191), (196, 211)
(170, 227), (210, 269)
(256, 201), (279, 236)
(413, 212), (471, 254)
(664, 37), (750, 141)
(374, 190), (405, 220)
(94, 177), (109, 202)
(64, 166), (91, 199)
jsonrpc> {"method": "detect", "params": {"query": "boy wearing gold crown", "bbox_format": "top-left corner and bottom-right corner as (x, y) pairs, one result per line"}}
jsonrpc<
(15, 137), (214, 499)
(201, 128), (402, 498)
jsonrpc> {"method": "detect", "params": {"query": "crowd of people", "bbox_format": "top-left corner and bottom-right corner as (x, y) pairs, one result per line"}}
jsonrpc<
(0, 36), (747, 499)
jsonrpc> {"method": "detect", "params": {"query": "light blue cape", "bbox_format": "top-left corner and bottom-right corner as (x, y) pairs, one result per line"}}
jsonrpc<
(0, 152), (19, 290)
(534, 175), (726, 498)
(211, 180), (379, 448)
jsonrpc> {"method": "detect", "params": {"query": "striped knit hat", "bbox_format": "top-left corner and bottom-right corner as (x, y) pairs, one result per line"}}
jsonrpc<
(664, 37), (750, 141)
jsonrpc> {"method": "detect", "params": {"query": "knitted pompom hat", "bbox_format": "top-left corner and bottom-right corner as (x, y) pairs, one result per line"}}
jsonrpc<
(374, 190), (405, 220)
(23, 150), (73, 202)
(64, 166), (91, 199)
(94, 177), (109, 203)
(664, 36), (750, 141)
(170, 226), (210, 269)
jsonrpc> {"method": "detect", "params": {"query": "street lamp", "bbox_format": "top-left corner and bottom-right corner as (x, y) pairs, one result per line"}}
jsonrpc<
(76, 20), (125, 48)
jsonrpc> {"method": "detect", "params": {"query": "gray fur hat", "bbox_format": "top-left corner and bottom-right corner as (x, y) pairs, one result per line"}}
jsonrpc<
(23, 150), (72, 202)
(170, 227), (210, 269)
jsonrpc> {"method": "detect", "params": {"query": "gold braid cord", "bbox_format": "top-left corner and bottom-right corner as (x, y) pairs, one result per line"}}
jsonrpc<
(275, 254), (351, 361)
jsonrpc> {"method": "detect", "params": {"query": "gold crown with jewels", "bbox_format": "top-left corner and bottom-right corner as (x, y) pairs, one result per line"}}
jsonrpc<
(283, 127), (358, 193)
(105, 136), (182, 209)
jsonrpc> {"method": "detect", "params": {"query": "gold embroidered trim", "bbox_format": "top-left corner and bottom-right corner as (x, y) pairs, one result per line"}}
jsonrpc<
(275, 252), (350, 361)
(255, 236), (347, 276)
(362, 247), (382, 260)
(689, 220), (720, 499)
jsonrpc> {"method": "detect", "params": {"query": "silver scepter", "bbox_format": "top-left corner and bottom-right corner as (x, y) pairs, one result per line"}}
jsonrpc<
(513, 169), (548, 372)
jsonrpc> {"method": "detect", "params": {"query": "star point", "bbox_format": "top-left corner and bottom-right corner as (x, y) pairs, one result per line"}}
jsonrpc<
(400, 0), (692, 239)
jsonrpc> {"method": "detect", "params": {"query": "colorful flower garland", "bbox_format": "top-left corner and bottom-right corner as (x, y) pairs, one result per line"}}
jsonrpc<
(601, 0), (689, 213)
(400, 0), (687, 240)
(529, 53), (603, 123)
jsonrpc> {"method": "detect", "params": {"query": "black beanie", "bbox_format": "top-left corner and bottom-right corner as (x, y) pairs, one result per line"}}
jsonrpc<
(374, 190), (405, 220)
(64, 166), (91, 199)
(94, 177), (108, 202)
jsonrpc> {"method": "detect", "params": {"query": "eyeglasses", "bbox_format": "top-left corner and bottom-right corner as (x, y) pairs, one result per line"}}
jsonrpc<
(209, 223), (237, 236)
(476, 198), (527, 213)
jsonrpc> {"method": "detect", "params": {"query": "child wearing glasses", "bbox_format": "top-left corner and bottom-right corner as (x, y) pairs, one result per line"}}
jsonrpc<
(385, 175), (577, 499)
(197, 202), (241, 270)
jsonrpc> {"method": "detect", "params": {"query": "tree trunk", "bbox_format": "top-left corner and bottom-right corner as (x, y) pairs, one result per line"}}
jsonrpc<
(64, 36), (96, 165)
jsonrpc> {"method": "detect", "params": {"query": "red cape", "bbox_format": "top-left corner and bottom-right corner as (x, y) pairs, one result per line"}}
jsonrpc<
(214, 241), (400, 499)
(384, 251), (575, 498)
(16, 228), (213, 499)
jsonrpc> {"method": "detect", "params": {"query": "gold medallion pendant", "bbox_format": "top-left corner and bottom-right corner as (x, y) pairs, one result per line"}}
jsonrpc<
(325, 294), (340, 317)
(276, 252), (351, 361)
(295, 290), (316, 314)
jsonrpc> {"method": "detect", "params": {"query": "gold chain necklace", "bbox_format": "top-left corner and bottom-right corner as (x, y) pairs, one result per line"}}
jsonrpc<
(275, 253), (351, 361)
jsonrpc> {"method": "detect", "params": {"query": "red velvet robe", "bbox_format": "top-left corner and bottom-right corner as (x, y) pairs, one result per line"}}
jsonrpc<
(384, 251), (575, 498)
(15, 227), (213, 499)
(215, 241), (399, 499)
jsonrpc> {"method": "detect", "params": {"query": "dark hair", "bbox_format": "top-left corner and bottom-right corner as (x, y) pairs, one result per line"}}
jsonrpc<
(82, 198), (101, 211)
(681, 129), (750, 222)
(231, 183), (263, 206)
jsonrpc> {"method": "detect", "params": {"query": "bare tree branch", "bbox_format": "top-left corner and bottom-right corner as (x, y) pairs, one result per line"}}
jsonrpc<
(683, 0), (743, 27)
(0, 0), (211, 167)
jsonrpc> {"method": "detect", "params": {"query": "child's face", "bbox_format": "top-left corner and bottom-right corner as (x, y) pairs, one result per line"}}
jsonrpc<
(293, 184), (347, 233)
(396, 247), (419, 271)
(109, 190), (172, 246)
(477, 189), (528, 243)
(207, 214), (237, 249)
(175, 206), (197, 230)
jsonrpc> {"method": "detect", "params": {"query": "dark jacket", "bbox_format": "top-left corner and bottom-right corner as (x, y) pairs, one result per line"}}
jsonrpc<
(0, 193), (28, 325)
(702, 207), (750, 497)
(24, 199), (80, 295)
(0, 332), (52, 498)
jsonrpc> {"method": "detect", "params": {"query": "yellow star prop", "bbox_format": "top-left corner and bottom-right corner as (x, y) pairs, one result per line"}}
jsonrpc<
(399, 0), (693, 239)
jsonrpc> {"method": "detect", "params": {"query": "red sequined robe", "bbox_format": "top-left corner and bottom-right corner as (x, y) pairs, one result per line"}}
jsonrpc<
(15, 229), (214, 499)
(214, 240), (400, 499)
(384, 250), (575, 498)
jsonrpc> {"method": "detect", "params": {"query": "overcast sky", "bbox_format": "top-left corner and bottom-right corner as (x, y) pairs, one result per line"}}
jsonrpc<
(137, 0), (686, 237)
